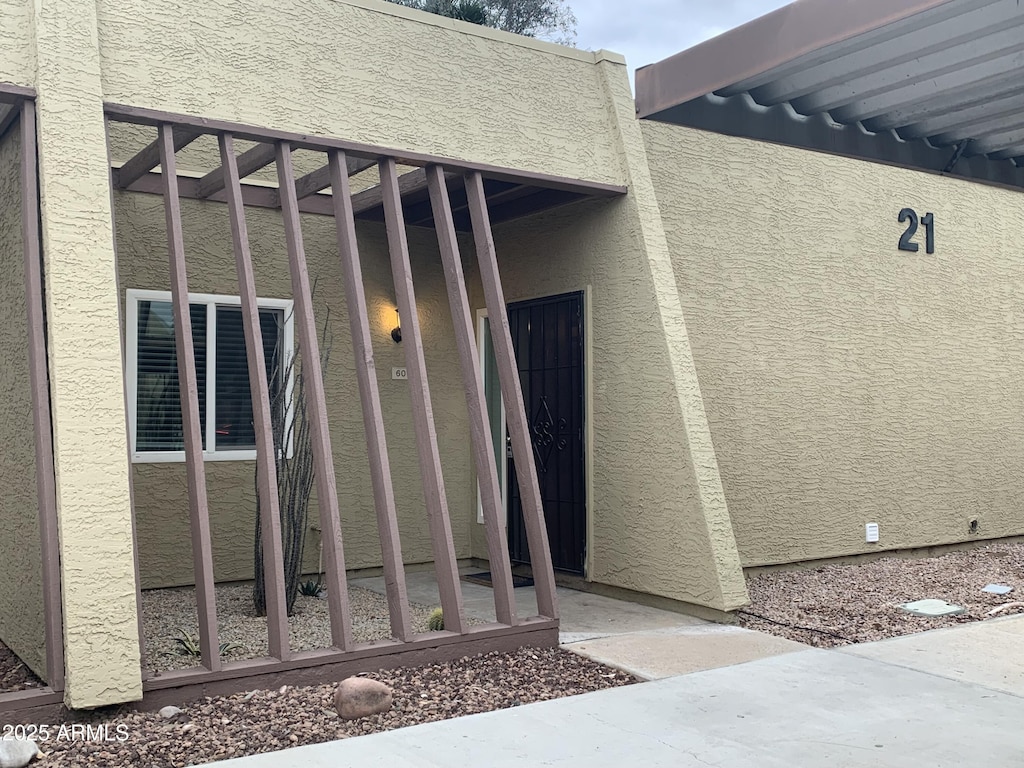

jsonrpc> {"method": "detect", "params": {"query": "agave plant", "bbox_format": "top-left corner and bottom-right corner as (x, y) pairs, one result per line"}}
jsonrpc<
(173, 631), (243, 657)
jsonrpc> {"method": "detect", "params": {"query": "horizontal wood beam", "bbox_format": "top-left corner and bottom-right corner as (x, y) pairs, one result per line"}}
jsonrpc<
(104, 103), (628, 198)
(121, 169), (334, 216)
(294, 156), (376, 200)
(116, 127), (202, 189)
(198, 142), (277, 199)
(0, 83), (36, 103)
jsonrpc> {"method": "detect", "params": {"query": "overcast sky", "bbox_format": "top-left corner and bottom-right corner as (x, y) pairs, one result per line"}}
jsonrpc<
(571, 0), (791, 79)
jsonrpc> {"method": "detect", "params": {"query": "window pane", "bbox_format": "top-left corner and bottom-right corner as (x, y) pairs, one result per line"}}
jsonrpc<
(135, 301), (207, 451)
(214, 306), (283, 450)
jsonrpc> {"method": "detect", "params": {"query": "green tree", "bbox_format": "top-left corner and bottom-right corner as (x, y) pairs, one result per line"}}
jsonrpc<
(387, 0), (576, 44)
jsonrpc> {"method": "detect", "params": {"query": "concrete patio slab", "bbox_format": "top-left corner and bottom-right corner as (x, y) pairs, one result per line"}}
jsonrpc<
(840, 615), (1024, 697)
(350, 570), (705, 643)
(202, 646), (1024, 768)
(562, 624), (807, 679)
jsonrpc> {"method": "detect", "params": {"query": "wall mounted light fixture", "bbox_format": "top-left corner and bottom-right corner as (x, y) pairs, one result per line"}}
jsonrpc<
(391, 309), (402, 343)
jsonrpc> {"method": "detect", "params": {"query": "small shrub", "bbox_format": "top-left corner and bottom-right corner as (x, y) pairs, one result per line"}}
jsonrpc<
(427, 608), (445, 632)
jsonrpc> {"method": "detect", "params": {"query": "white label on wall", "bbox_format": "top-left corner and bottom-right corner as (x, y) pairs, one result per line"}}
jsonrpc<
(392, 367), (408, 380)
(865, 523), (880, 543)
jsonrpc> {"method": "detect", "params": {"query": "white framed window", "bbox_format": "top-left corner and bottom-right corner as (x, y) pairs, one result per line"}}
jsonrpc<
(476, 310), (508, 524)
(126, 289), (295, 463)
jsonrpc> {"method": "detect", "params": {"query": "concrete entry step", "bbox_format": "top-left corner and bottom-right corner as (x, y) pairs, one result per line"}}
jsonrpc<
(562, 624), (807, 680)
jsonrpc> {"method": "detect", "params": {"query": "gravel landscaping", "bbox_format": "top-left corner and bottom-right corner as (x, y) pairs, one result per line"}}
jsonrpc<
(0, 641), (42, 693)
(739, 541), (1024, 647)
(31, 647), (636, 767)
(142, 584), (463, 672)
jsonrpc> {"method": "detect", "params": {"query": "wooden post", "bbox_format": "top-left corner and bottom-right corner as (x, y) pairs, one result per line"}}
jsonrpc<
(465, 171), (558, 620)
(19, 101), (65, 689)
(220, 134), (304, 656)
(275, 141), (355, 649)
(426, 165), (517, 626)
(328, 150), (413, 641)
(157, 124), (223, 668)
(379, 157), (467, 634)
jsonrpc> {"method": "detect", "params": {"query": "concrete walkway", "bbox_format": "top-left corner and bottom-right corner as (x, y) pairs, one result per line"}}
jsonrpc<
(202, 571), (1024, 768)
(205, 615), (1024, 768)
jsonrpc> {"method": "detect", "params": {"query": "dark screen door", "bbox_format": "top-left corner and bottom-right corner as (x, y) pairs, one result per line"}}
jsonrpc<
(507, 291), (585, 574)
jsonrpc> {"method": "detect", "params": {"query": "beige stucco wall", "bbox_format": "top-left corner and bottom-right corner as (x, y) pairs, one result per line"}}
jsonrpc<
(0, 0), (34, 87)
(466, 60), (748, 612)
(33, 0), (141, 708)
(0, 126), (46, 679)
(644, 121), (1024, 567)
(94, 0), (625, 187)
(115, 192), (475, 588)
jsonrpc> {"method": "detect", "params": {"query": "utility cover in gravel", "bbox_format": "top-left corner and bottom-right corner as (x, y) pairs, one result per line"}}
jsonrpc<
(898, 599), (965, 617)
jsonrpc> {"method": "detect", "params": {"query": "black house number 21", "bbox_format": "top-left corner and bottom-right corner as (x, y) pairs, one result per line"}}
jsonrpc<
(898, 208), (935, 254)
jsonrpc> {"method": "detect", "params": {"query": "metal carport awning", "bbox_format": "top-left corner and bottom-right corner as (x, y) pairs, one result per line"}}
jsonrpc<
(635, 0), (1024, 189)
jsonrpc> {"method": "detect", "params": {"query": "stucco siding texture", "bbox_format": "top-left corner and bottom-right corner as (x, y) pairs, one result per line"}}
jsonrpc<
(115, 192), (475, 588)
(0, 0), (34, 87)
(0, 127), (46, 679)
(643, 121), (1024, 567)
(464, 62), (747, 612)
(94, 0), (622, 187)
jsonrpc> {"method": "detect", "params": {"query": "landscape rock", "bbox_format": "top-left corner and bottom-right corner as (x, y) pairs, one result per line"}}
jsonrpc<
(0, 737), (38, 768)
(158, 705), (183, 720)
(334, 677), (393, 720)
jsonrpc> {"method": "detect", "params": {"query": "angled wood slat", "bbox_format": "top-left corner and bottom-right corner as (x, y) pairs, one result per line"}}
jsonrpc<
(294, 156), (376, 200)
(199, 143), (277, 199)
(275, 141), (355, 649)
(157, 124), (223, 669)
(19, 101), (65, 690)
(119, 127), (202, 189)
(328, 149), (413, 641)
(379, 157), (467, 635)
(425, 165), (517, 626)
(0, 102), (22, 144)
(465, 171), (558, 620)
(219, 134), (297, 657)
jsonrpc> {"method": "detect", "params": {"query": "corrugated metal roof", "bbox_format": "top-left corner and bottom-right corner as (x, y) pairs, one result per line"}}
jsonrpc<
(635, 0), (1024, 184)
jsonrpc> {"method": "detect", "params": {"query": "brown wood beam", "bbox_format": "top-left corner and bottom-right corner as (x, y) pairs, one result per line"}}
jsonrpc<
(157, 124), (223, 670)
(0, 84), (36, 104)
(328, 149), (413, 642)
(20, 101), (65, 691)
(380, 157), (467, 635)
(138, 620), (557, 707)
(121, 170), (334, 215)
(118, 126), (202, 189)
(294, 155), (376, 200)
(466, 171), (558, 620)
(426, 165), (517, 626)
(197, 142), (276, 199)
(276, 141), (355, 650)
(219, 133), (297, 658)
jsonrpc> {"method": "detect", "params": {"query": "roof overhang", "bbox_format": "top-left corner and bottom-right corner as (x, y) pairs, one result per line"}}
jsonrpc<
(635, 0), (1024, 188)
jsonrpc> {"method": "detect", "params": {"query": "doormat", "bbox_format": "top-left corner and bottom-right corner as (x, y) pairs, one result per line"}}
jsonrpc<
(462, 571), (534, 588)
